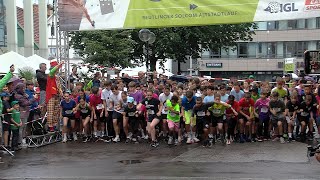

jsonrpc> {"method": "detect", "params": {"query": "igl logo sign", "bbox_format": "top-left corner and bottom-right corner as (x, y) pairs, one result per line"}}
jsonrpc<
(305, 0), (320, 11)
(264, 2), (298, 13)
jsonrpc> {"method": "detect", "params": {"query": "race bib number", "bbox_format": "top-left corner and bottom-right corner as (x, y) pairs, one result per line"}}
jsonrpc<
(147, 109), (155, 115)
(65, 110), (73, 115)
(170, 112), (177, 117)
(81, 109), (88, 114)
(261, 107), (268, 113)
(96, 104), (104, 110)
(197, 111), (206, 117)
(128, 112), (135, 117)
(212, 109), (221, 114)
(301, 112), (309, 116)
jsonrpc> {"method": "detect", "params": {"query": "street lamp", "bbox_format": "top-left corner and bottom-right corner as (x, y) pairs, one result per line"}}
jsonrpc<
(139, 29), (156, 78)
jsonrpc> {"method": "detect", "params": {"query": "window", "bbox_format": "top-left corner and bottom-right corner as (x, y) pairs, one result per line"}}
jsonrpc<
(49, 48), (56, 57)
(317, 41), (320, 50)
(238, 43), (248, 58)
(257, 42), (277, 58)
(283, 41), (308, 58)
(267, 21), (279, 30)
(287, 20), (297, 29)
(317, 17), (320, 29)
(209, 48), (221, 58)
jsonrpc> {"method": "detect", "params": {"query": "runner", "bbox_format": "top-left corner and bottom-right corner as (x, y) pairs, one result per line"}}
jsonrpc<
(90, 86), (105, 141)
(159, 86), (173, 139)
(192, 97), (210, 147)
(101, 81), (113, 140)
(138, 89), (162, 147)
(123, 97), (140, 143)
(75, 96), (92, 142)
(181, 90), (197, 144)
(225, 95), (239, 145)
(285, 93), (299, 142)
(238, 92), (255, 143)
(110, 85), (123, 142)
(254, 90), (270, 142)
(60, 92), (77, 143)
(207, 93), (238, 144)
(166, 95), (180, 146)
(269, 92), (286, 144)
(297, 95), (316, 142)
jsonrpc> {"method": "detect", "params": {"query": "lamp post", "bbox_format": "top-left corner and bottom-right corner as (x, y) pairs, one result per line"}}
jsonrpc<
(139, 29), (156, 79)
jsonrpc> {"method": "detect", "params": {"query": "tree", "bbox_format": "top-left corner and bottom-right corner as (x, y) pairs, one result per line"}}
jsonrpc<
(70, 23), (256, 73)
(69, 30), (134, 68)
(130, 23), (256, 73)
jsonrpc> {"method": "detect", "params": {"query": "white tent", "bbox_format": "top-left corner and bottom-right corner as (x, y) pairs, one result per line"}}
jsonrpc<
(26, 54), (49, 72)
(0, 51), (29, 74)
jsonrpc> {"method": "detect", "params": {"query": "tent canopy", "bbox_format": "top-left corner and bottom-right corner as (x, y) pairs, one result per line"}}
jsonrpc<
(26, 54), (49, 73)
(0, 51), (29, 74)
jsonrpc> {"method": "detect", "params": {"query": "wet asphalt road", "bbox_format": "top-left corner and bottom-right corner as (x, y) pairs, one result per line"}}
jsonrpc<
(0, 140), (319, 180)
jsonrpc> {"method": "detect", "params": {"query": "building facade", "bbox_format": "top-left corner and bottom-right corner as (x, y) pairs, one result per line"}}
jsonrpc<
(173, 18), (320, 81)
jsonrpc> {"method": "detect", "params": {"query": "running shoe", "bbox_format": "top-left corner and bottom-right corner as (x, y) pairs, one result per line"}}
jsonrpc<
(257, 138), (263, 142)
(125, 138), (131, 144)
(73, 133), (78, 141)
(113, 136), (120, 143)
(62, 136), (67, 143)
(82, 136), (88, 143)
(174, 139), (179, 146)
(226, 139), (231, 145)
(193, 137), (200, 143)
(151, 141), (159, 148)
(186, 137), (192, 144)
(280, 137), (285, 144)
(202, 140), (208, 147)
(208, 140), (213, 147)
(168, 136), (174, 145)
(240, 134), (245, 143)
(287, 137), (292, 143)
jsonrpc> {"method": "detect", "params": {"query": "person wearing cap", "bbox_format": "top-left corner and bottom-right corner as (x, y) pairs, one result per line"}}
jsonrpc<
(10, 101), (22, 151)
(123, 96), (140, 143)
(46, 60), (64, 132)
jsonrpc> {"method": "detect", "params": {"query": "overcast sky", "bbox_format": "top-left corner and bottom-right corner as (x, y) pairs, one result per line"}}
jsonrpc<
(17, 0), (54, 8)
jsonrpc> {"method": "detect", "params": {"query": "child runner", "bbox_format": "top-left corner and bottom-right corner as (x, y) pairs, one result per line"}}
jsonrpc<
(297, 95), (316, 142)
(285, 93), (299, 142)
(74, 96), (92, 143)
(123, 97), (140, 143)
(166, 95), (180, 146)
(254, 90), (270, 142)
(192, 97), (210, 147)
(269, 92), (286, 144)
(226, 95), (240, 145)
(238, 92), (255, 143)
(60, 92), (77, 143)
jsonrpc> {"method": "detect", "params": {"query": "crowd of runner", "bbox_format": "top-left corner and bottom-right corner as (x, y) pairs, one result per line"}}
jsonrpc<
(1, 60), (320, 152)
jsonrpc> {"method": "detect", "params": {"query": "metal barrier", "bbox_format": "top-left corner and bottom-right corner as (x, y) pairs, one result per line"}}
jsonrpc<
(27, 131), (62, 148)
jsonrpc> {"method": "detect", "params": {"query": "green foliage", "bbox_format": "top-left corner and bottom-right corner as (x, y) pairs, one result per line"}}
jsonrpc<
(70, 30), (135, 68)
(18, 67), (36, 81)
(70, 23), (257, 72)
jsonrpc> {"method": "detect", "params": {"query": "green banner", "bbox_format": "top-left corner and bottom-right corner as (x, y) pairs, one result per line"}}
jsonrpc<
(58, 0), (320, 31)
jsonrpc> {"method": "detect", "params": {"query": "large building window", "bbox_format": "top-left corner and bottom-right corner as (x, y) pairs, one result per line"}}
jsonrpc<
(257, 42), (277, 58)
(49, 47), (56, 57)
(284, 41), (308, 58)
(238, 43), (248, 58)
(317, 17), (320, 29)
(287, 20), (297, 29)
(209, 48), (221, 58)
(317, 41), (320, 50)
(267, 21), (279, 30)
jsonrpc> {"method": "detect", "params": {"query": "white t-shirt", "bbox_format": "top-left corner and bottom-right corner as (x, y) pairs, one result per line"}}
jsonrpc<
(159, 92), (173, 114)
(101, 88), (112, 111)
(110, 91), (123, 109)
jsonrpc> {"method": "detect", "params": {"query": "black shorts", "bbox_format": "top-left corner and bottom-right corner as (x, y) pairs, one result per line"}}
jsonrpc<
(112, 111), (123, 120)
(63, 115), (75, 120)
(94, 110), (106, 123)
(128, 117), (139, 130)
(2, 120), (10, 131)
(147, 115), (161, 123)
(81, 113), (91, 120)
(196, 117), (210, 130)
(255, 117), (259, 123)
(298, 116), (310, 124)
(211, 116), (223, 126)
(238, 114), (249, 121)
(161, 114), (168, 120)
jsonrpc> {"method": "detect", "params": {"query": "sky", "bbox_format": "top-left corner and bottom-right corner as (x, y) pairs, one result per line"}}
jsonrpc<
(17, 0), (54, 8)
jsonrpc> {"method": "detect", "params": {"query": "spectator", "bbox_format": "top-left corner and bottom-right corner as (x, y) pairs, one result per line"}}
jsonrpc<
(36, 62), (47, 105)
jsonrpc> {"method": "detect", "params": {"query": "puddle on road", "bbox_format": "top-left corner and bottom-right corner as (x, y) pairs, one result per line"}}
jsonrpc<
(119, 160), (144, 165)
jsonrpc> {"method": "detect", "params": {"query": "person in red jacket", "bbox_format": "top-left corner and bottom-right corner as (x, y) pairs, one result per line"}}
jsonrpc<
(46, 60), (64, 132)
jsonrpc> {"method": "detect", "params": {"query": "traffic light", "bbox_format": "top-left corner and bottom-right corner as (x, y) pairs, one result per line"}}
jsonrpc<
(304, 50), (320, 75)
